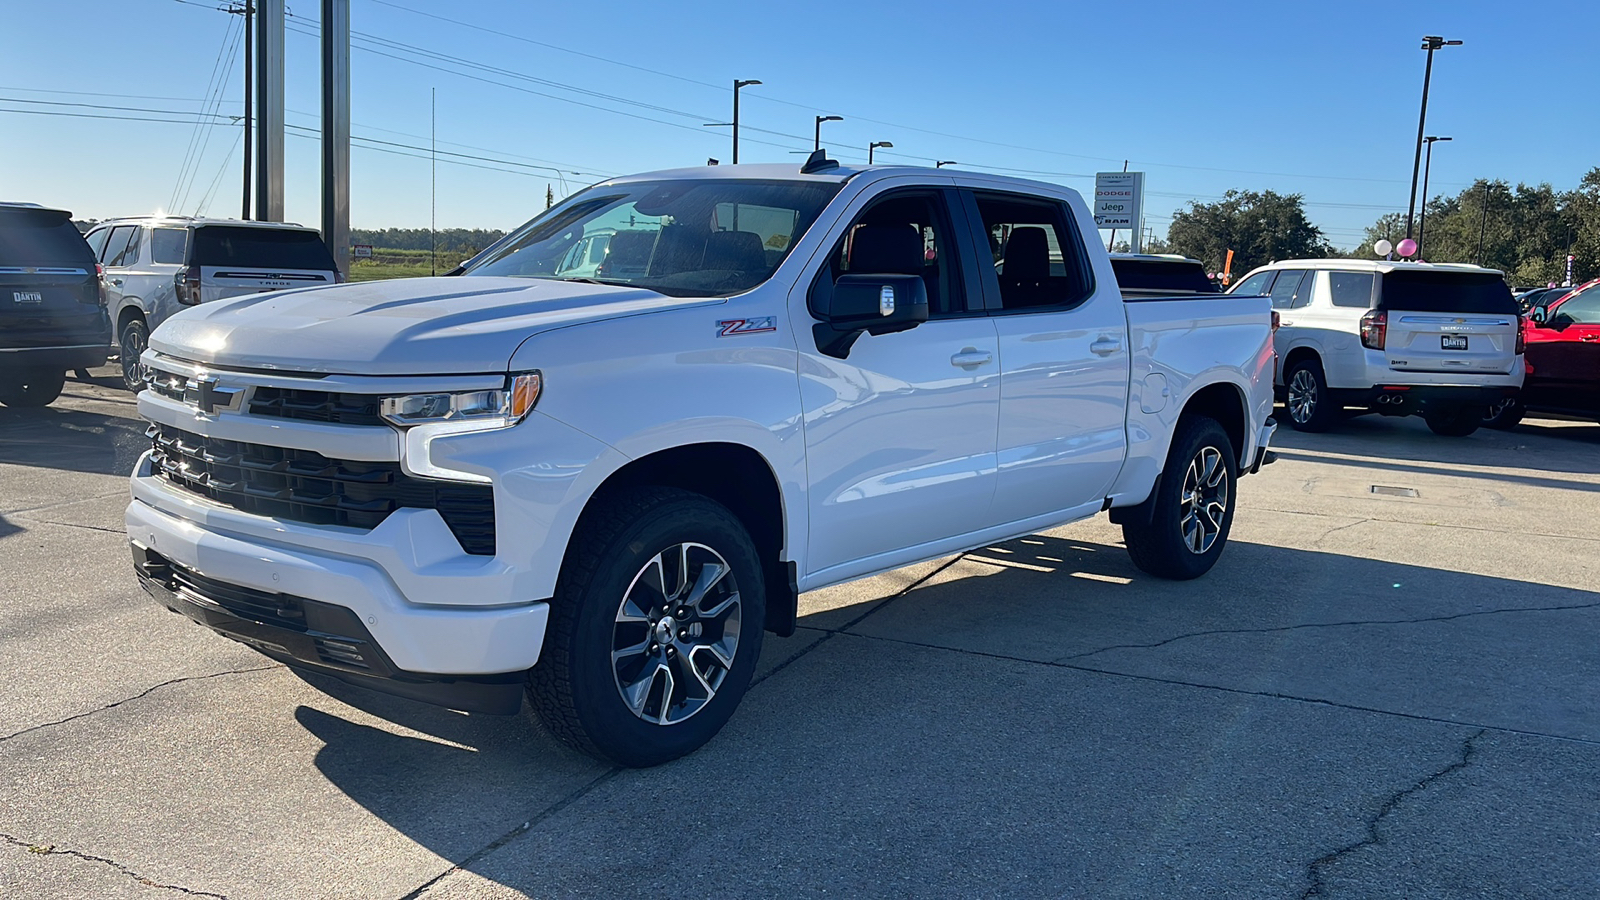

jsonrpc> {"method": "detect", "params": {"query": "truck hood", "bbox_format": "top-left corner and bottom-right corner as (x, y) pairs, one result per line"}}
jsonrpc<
(149, 276), (718, 375)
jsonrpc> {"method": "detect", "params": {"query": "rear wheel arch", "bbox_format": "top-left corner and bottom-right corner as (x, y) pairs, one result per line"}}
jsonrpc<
(578, 442), (795, 637)
(116, 303), (147, 333)
(1281, 345), (1322, 380)
(1112, 380), (1248, 529)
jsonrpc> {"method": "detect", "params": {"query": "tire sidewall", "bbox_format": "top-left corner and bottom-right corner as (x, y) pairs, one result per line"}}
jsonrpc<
(563, 497), (765, 766)
(120, 318), (148, 393)
(0, 368), (65, 408)
(1153, 420), (1238, 579)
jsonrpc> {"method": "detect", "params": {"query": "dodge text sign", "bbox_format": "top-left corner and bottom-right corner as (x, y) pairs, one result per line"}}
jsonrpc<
(1093, 172), (1144, 230)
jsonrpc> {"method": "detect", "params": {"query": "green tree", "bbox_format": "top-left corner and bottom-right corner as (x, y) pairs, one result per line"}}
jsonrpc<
(1163, 190), (1331, 276)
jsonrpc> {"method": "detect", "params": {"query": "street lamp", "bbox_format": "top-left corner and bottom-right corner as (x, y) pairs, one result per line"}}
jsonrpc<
(814, 115), (842, 151)
(732, 79), (760, 164)
(1417, 135), (1451, 258)
(1405, 35), (1462, 240)
(868, 140), (892, 164)
(935, 160), (957, 168)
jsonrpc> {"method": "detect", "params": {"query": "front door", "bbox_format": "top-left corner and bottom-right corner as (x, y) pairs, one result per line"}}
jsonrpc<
(792, 186), (1001, 583)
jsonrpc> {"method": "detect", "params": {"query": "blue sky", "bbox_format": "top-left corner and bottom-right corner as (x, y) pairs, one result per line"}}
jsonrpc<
(0, 0), (1590, 249)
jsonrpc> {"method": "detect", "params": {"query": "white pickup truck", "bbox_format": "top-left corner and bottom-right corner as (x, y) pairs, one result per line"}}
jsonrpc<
(127, 159), (1276, 766)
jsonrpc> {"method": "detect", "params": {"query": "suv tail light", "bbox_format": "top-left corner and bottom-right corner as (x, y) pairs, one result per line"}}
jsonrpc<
(1515, 316), (1525, 355)
(94, 263), (107, 306)
(1360, 309), (1387, 350)
(174, 266), (202, 305)
(1270, 310), (1280, 333)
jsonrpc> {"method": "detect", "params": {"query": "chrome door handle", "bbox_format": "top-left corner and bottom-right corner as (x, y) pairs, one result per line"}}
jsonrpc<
(1089, 337), (1122, 356)
(108, 278), (123, 285)
(950, 348), (992, 368)
(1279, 320), (1294, 327)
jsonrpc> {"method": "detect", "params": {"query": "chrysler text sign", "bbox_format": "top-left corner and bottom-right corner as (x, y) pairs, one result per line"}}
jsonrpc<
(1093, 172), (1144, 230)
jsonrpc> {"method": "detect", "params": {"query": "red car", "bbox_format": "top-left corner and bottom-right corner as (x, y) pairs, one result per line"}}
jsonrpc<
(1487, 278), (1600, 429)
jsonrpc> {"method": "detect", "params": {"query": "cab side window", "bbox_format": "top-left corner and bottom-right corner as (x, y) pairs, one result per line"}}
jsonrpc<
(1553, 288), (1600, 325)
(1327, 272), (1376, 308)
(85, 228), (110, 261)
(102, 226), (137, 267)
(1230, 270), (1275, 296)
(1268, 270), (1308, 310)
(971, 193), (1093, 312)
(820, 191), (963, 317)
(150, 228), (188, 265)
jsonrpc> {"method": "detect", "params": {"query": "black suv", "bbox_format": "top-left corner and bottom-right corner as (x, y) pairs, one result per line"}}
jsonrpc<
(0, 203), (110, 407)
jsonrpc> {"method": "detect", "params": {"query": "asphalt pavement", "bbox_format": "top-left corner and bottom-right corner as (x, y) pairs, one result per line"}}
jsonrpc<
(2, 368), (1597, 899)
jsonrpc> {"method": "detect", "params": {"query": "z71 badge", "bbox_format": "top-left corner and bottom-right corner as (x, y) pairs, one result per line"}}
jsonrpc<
(716, 317), (777, 337)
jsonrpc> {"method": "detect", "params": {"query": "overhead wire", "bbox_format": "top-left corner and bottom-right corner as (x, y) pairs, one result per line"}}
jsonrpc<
(168, 12), (240, 211)
(176, 14), (245, 213)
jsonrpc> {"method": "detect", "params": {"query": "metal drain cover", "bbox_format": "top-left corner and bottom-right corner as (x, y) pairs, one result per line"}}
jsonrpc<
(1370, 485), (1419, 498)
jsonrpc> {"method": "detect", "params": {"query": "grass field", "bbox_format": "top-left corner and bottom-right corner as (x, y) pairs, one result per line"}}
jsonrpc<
(347, 249), (474, 282)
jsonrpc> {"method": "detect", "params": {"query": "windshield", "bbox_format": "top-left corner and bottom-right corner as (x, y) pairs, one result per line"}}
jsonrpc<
(462, 179), (842, 297)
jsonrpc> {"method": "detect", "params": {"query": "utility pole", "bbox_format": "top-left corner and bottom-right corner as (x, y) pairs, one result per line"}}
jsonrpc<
(732, 79), (760, 164)
(1417, 135), (1450, 259)
(241, 0), (253, 219)
(254, 0), (284, 222)
(320, 0), (350, 279)
(1405, 35), (1461, 241)
(430, 87), (437, 277)
(1475, 182), (1490, 266)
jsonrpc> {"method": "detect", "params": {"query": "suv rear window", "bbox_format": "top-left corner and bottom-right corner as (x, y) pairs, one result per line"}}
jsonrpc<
(0, 208), (95, 267)
(191, 226), (337, 270)
(1110, 257), (1218, 294)
(1379, 270), (1516, 315)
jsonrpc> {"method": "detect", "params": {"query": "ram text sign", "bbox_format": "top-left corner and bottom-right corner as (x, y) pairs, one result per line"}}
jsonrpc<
(1093, 172), (1144, 231)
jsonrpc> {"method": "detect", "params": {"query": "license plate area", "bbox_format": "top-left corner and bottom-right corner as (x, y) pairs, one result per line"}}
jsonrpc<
(12, 291), (43, 305)
(1441, 335), (1468, 350)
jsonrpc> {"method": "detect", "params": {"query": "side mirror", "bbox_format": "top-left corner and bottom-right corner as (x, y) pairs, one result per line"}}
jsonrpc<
(1529, 307), (1548, 325)
(811, 273), (929, 359)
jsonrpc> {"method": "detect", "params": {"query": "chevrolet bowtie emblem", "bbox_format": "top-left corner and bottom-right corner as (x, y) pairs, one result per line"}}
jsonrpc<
(183, 375), (242, 415)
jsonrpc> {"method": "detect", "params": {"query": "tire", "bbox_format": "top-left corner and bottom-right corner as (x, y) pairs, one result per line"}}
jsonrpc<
(0, 368), (67, 408)
(1123, 416), (1238, 581)
(1482, 398), (1524, 431)
(119, 316), (149, 393)
(529, 487), (766, 767)
(1283, 358), (1338, 432)
(1425, 406), (1481, 437)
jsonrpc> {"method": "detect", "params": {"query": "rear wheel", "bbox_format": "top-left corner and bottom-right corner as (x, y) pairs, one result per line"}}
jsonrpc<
(1482, 398), (1524, 431)
(0, 368), (66, 408)
(528, 487), (765, 767)
(119, 317), (149, 393)
(1425, 406), (1481, 437)
(1123, 416), (1237, 581)
(1283, 359), (1338, 432)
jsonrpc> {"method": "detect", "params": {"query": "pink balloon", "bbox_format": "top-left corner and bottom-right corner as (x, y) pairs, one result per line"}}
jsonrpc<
(1396, 238), (1418, 257)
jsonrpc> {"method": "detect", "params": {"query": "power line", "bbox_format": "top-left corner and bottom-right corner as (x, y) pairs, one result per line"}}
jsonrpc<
(169, 11), (240, 211)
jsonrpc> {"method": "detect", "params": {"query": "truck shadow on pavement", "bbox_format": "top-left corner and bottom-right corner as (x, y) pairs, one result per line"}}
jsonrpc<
(285, 533), (1600, 895)
(0, 403), (148, 478)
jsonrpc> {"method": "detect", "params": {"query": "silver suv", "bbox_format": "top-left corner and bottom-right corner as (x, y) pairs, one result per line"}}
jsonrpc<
(84, 217), (339, 391)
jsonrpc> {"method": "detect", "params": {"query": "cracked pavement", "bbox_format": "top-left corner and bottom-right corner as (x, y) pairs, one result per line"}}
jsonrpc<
(3, 369), (1598, 898)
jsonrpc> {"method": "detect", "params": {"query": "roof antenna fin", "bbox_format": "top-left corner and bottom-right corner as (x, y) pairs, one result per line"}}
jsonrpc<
(800, 148), (839, 175)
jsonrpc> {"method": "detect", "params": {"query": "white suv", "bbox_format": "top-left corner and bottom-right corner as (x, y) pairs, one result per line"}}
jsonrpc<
(1229, 260), (1523, 436)
(84, 217), (339, 391)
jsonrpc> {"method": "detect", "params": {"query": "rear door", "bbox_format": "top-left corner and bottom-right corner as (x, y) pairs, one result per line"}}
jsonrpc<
(1377, 270), (1520, 377)
(0, 207), (106, 351)
(191, 226), (338, 301)
(1525, 284), (1600, 414)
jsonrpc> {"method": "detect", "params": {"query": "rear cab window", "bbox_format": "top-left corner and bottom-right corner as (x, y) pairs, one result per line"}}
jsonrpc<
(969, 192), (1093, 312)
(191, 226), (337, 271)
(0, 208), (97, 268)
(1378, 270), (1516, 315)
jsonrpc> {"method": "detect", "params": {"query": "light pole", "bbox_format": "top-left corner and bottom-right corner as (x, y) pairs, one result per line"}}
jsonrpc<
(868, 140), (892, 164)
(935, 160), (957, 168)
(1417, 135), (1451, 258)
(1475, 181), (1491, 265)
(732, 79), (760, 164)
(814, 115), (842, 151)
(1405, 35), (1462, 241)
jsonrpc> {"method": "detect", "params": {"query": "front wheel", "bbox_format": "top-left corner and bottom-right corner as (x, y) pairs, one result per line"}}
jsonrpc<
(1482, 398), (1524, 431)
(0, 368), (67, 408)
(529, 487), (765, 767)
(1425, 406), (1481, 437)
(119, 317), (149, 393)
(1123, 416), (1238, 581)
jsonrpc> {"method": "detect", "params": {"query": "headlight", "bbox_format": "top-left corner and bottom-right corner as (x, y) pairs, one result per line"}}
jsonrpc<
(380, 371), (542, 427)
(381, 372), (541, 482)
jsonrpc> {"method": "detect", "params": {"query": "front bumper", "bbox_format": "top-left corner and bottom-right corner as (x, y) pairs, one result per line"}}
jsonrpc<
(133, 544), (526, 713)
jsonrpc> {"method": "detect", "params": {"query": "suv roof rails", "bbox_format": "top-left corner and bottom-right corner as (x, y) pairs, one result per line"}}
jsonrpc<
(800, 149), (839, 175)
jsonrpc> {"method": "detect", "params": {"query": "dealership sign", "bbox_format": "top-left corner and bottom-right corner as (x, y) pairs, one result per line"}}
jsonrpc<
(1093, 172), (1144, 231)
